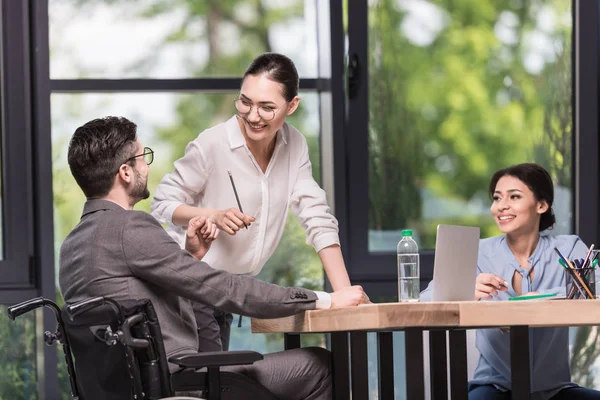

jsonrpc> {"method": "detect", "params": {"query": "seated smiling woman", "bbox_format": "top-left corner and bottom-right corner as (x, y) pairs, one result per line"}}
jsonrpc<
(421, 163), (600, 400)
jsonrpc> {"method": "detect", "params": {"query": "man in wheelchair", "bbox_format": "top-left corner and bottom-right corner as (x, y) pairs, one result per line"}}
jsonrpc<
(58, 116), (369, 399)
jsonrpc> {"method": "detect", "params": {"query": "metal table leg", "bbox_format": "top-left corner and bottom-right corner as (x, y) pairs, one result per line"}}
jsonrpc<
(284, 333), (300, 350)
(429, 330), (448, 400)
(448, 330), (468, 399)
(405, 328), (425, 399)
(331, 332), (350, 400)
(350, 331), (369, 399)
(510, 326), (531, 400)
(377, 332), (394, 399)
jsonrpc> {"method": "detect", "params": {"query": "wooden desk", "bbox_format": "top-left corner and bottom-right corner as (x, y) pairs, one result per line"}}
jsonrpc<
(252, 300), (600, 400)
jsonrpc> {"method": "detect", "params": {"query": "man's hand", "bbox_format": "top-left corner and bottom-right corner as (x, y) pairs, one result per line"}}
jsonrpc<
(185, 216), (218, 260)
(475, 273), (508, 300)
(211, 208), (255, 235)
(330, 285), (370, 308)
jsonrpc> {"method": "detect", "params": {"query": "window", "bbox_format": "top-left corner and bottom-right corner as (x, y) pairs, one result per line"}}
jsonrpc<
(344, 0), (576, 286)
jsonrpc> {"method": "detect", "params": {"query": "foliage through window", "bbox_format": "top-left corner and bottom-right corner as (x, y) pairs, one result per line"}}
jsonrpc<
(367, 0), (573, 251)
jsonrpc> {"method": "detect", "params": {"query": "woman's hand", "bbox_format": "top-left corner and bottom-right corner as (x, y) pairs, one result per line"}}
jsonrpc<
(198, 216), (219, 241)
(211, 208), (255, 235)
(475, 273), (508, 300)
(330, 285), (371, 308)
(185, 216), (218, 260)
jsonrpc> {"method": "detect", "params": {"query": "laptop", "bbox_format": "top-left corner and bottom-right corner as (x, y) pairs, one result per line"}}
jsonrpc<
(431, 224), (480, 301)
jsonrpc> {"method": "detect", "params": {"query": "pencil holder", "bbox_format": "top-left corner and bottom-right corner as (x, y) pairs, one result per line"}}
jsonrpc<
(565, 267), (596, 300)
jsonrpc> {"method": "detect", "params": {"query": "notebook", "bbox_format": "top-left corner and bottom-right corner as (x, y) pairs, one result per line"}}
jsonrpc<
(431, 224), (480, 301)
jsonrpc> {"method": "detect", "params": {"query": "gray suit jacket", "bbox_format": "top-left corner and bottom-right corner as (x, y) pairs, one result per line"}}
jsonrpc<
(59, 199), (317, 365)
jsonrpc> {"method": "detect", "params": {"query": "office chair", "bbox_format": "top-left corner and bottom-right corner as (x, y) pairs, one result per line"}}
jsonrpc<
(8, 297), (278, 400)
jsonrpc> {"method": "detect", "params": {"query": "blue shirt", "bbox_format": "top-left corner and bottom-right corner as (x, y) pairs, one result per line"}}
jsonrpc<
(421, 234), (591, 399)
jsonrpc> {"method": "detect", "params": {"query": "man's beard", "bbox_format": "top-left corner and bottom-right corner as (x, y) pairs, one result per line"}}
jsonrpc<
(131, 168), (150, 200)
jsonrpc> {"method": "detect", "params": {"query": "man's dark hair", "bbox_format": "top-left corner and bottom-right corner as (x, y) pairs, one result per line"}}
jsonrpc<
(242, 53), (299, 102)
(488, 163), (556, 231)
(68, 116), (138, 198)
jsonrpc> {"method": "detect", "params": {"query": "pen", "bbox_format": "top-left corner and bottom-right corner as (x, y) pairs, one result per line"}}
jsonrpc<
(562, 260), (586, 299)
(583, 259), (598, 284)
(581, 244), (595, 268)
(559, 259), (587, 299)
(582, 259), (598, 291)
(227, 170), (248, 229)
(555, 248), (594, 299)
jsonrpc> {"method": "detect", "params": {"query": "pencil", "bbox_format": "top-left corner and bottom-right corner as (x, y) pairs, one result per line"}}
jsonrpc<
(555, 248), (594, 299)
(558, 258), (585, 299)
(227, 170), (248, 229)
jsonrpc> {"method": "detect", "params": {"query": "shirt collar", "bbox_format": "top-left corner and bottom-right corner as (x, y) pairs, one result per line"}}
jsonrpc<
(225, 115), (288, 150)
(500, 234), (545, 271)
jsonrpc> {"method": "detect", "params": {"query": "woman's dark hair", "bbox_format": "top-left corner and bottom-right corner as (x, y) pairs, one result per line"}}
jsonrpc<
(488, 163), (556, 231)
(68, 116), (138, 198)
(242, 53), (299, 101)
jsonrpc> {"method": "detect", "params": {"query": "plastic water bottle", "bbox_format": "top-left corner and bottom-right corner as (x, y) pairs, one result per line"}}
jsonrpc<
(397, 229), (420, 302)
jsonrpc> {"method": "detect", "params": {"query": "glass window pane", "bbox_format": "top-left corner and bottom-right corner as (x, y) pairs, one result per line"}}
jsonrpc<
(0, 307), (38, 399)
(49, 0), (318, 79)
(52, 91), (323, 355)
(367, 0), (573, 251)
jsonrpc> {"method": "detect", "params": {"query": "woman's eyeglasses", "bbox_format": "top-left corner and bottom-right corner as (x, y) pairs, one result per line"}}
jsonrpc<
(233, 98), (285, 121)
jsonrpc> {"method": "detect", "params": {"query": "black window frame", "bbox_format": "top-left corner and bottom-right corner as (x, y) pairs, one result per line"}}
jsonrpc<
(0, 0), (37, 299)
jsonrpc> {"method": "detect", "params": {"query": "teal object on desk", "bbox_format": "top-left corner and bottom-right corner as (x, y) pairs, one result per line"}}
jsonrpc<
(508, 293), (558, 301)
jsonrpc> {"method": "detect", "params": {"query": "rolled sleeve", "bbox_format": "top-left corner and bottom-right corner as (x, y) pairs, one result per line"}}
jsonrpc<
(312, 232), (341, 253)
(290, 140), (340, 252)
(151, 141), (209, 225)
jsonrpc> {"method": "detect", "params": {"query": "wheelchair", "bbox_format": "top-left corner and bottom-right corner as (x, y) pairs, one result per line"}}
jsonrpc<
(7, 297), (278, 400)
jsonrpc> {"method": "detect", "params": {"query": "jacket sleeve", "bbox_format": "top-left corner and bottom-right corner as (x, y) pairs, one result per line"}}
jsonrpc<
(289, 136), (340, 252)
(122, 211), (317, 318)
(151, 140), (209, 225)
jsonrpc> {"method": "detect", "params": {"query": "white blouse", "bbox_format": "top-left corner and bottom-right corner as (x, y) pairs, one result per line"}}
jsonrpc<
(151, 115), (340, 276)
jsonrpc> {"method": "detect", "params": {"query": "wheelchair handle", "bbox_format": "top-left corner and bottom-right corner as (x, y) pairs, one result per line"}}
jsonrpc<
(8, 297), (51, 320)
(66, 297), (106, 319)
(120, 313), (149, 348)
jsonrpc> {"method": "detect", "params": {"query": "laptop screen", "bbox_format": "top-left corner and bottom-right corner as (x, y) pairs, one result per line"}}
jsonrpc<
(431, 224), (480, 301)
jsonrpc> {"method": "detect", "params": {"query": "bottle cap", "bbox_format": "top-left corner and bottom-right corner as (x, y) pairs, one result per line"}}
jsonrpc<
(401, 229), (413, 237)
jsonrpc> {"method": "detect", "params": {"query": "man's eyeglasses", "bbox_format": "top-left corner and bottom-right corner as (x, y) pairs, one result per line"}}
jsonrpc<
(127, 147), (154, 165)
(233, 98), (285, 121)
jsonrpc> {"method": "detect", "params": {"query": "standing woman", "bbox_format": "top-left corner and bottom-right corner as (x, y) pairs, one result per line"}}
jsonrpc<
(422, 163), (600, 399)
(151, 53), (354, 352)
